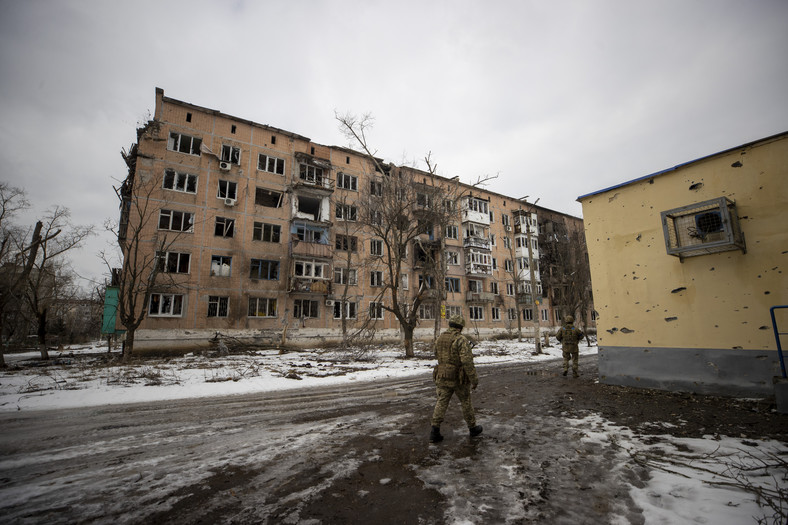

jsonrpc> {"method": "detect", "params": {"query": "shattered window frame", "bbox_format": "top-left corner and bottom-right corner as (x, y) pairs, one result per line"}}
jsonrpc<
(163, 169), (198, 194)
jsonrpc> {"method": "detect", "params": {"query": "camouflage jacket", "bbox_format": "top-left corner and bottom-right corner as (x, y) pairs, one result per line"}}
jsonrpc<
(556, 325), (584, 351)
(433, 327), (478, 387)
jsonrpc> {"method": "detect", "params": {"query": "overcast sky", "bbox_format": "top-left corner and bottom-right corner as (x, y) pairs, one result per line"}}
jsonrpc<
(1, 0), (786, 289)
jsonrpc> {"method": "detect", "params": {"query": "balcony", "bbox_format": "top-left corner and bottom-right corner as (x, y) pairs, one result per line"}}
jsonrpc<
(465, 262), (492, 276)
(288, 277), (331, 294)
(463, 236), (491, 250)
(465, 291), (495, 303)
(291, 240), (333, 259)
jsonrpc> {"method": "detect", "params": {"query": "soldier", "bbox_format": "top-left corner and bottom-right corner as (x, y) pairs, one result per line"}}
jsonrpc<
(429, 315), (483, 443)
(556, 315), (584, 378)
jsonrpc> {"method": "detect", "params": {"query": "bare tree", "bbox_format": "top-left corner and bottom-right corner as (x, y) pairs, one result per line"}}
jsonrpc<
(336, 112), (495, 357)
(0, 182), (29, 366)
(23, 206), (94, 359)
(103, 129), (186, 361)
(540, 223), (593, 340)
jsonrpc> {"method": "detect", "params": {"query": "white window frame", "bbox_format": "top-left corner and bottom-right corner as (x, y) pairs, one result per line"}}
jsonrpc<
(158, 209), (194, 232)
(445, 250), (459, 265)
(445, 224), (459, 240)
(337, 172), (358, 191)
(221, 144), (241, 165)
(445, 305), (462, 319)
(258, 153), (285, 175)
(419, 303), (435, 320)
(336, 204), (358, 221)
(370, 270), (384, 287)
(294, 259), (327, 279)
(217, 180), (237, 200)
(333, 301), (357, 320)
(248, 297), (277, 318)
(370, 239), (384, 257)
(148, 293), (184, 317)
(163, 169), (197, 194)
(469, 305), (484, 320)
(491, 307), (500, 321)
(334, 267), (357, 285)
(214, 217), (235, 238)
(158, 251), (190, 274)
(167, 132), (202, 156)
(369, 301), (384, 320)
(294, 299), (319, 319)
(253, 222), (281, 243)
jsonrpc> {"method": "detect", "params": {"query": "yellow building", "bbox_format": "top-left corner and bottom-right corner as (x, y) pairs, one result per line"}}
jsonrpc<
(579, 131), (788, 396)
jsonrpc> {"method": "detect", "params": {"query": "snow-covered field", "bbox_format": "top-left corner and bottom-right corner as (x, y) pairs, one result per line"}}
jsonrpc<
(1, 339), (785, 524)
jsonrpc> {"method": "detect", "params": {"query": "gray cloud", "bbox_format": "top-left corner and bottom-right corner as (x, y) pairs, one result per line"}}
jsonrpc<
(1, 0), (786, 287)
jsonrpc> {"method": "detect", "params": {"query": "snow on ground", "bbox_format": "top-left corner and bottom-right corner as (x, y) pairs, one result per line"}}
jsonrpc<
(0, 338), (584, 412)
(1, 338), (786, 524)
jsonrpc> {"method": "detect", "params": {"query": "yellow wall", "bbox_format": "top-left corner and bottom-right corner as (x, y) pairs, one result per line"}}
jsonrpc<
(581, 134), (788, 353)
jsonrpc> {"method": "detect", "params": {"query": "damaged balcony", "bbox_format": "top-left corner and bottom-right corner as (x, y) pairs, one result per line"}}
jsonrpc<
(289, 223), (333, 259)
(288, 258), (332, 294)
(466, 291), (496, 303)
(292, 152), (334, 192)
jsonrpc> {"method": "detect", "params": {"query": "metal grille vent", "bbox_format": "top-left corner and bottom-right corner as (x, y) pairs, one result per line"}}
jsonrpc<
(660, 197), (746, 260)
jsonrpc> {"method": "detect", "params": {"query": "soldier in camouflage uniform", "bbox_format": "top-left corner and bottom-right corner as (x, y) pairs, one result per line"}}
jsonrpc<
(556, 315), (584, 378)
(429, 315), (483, 443)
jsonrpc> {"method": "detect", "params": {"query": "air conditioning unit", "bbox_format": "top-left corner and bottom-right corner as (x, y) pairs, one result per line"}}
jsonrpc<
(219, 161), (231, 171)
(224, 198), (236, 207)
(325, 299), (334, 306)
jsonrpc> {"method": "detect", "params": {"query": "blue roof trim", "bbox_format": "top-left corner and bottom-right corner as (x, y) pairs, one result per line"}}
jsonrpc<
(576, 130), (788, 202)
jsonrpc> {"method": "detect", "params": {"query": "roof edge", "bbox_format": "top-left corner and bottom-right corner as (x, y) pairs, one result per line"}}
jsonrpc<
(576, 130), (788, 202)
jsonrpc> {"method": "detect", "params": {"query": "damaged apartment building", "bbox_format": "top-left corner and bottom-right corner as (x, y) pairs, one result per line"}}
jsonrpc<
(115, 88), (593, 350)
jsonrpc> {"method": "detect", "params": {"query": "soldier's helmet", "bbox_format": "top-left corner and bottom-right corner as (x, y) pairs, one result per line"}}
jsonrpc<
(448, 315), (466, 329)
(565, 315), (575, 324)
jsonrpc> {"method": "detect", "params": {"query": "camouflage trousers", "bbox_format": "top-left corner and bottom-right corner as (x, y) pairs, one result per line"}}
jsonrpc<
(563, 350), (579, 376)
(431, 383), (476, 428)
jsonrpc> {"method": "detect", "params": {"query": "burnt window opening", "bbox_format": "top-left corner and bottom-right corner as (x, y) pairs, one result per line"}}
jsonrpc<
(231, 125), (237, 134)
(346, 156), (350, 164)
(310, 146), (315, 155)
(271, 135), (276, 145)
(255, 188), (284, 208)
(186, 112), (192, 122)
(296, 195), (322, 220)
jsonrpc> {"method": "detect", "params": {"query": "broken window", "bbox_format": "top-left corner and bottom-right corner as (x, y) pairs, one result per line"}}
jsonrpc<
(253, 222), (281, 243)
(445, 277), (461, 293)
(370, 271), (383, 287)
(149, 293), (184, 317)
(333, 301), (357, 320)
(335, 204), (357, 221)
(221, 145), (241, 165)
(250, 259), (279, 280)
(158, 209), (194, 232)
(299, 164), (324, 185)
(168, 132), (202, 156)
(214, 217), (235, 238)
(370, 239), (383, 257)
(369, 301), (384, 320)
(255, 188), (283, 208)
(158, 251), (190, 274)
(217, 180), (237, 200)
(210, 255), (232, 277)
(207, 296), (229, 318)
(335, 234), (357, 252)
(293, 299), (319, 319)
(369, 179), (383, 197)
(419, 304), (435, 320)
(334, 267), (357, 285)
(295, 195), (322, 220)
(258, 154), (285, 175)
(470, 306), (484, 321)
(294, 260), (326, 278)
(293, 224), (327, 244)
(337, 172), (357, 191)
(163, 169), (197, 194)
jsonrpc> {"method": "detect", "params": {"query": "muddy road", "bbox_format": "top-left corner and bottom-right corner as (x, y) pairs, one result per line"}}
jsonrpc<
(1, 355), (785, 524)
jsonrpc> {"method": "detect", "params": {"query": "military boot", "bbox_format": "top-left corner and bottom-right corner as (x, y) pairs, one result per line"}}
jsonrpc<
(469, 425), (483, 437)
(429, 426), (444, 443)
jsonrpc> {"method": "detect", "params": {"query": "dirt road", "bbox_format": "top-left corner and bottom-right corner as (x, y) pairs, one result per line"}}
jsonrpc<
(1, 355), (785, 524)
